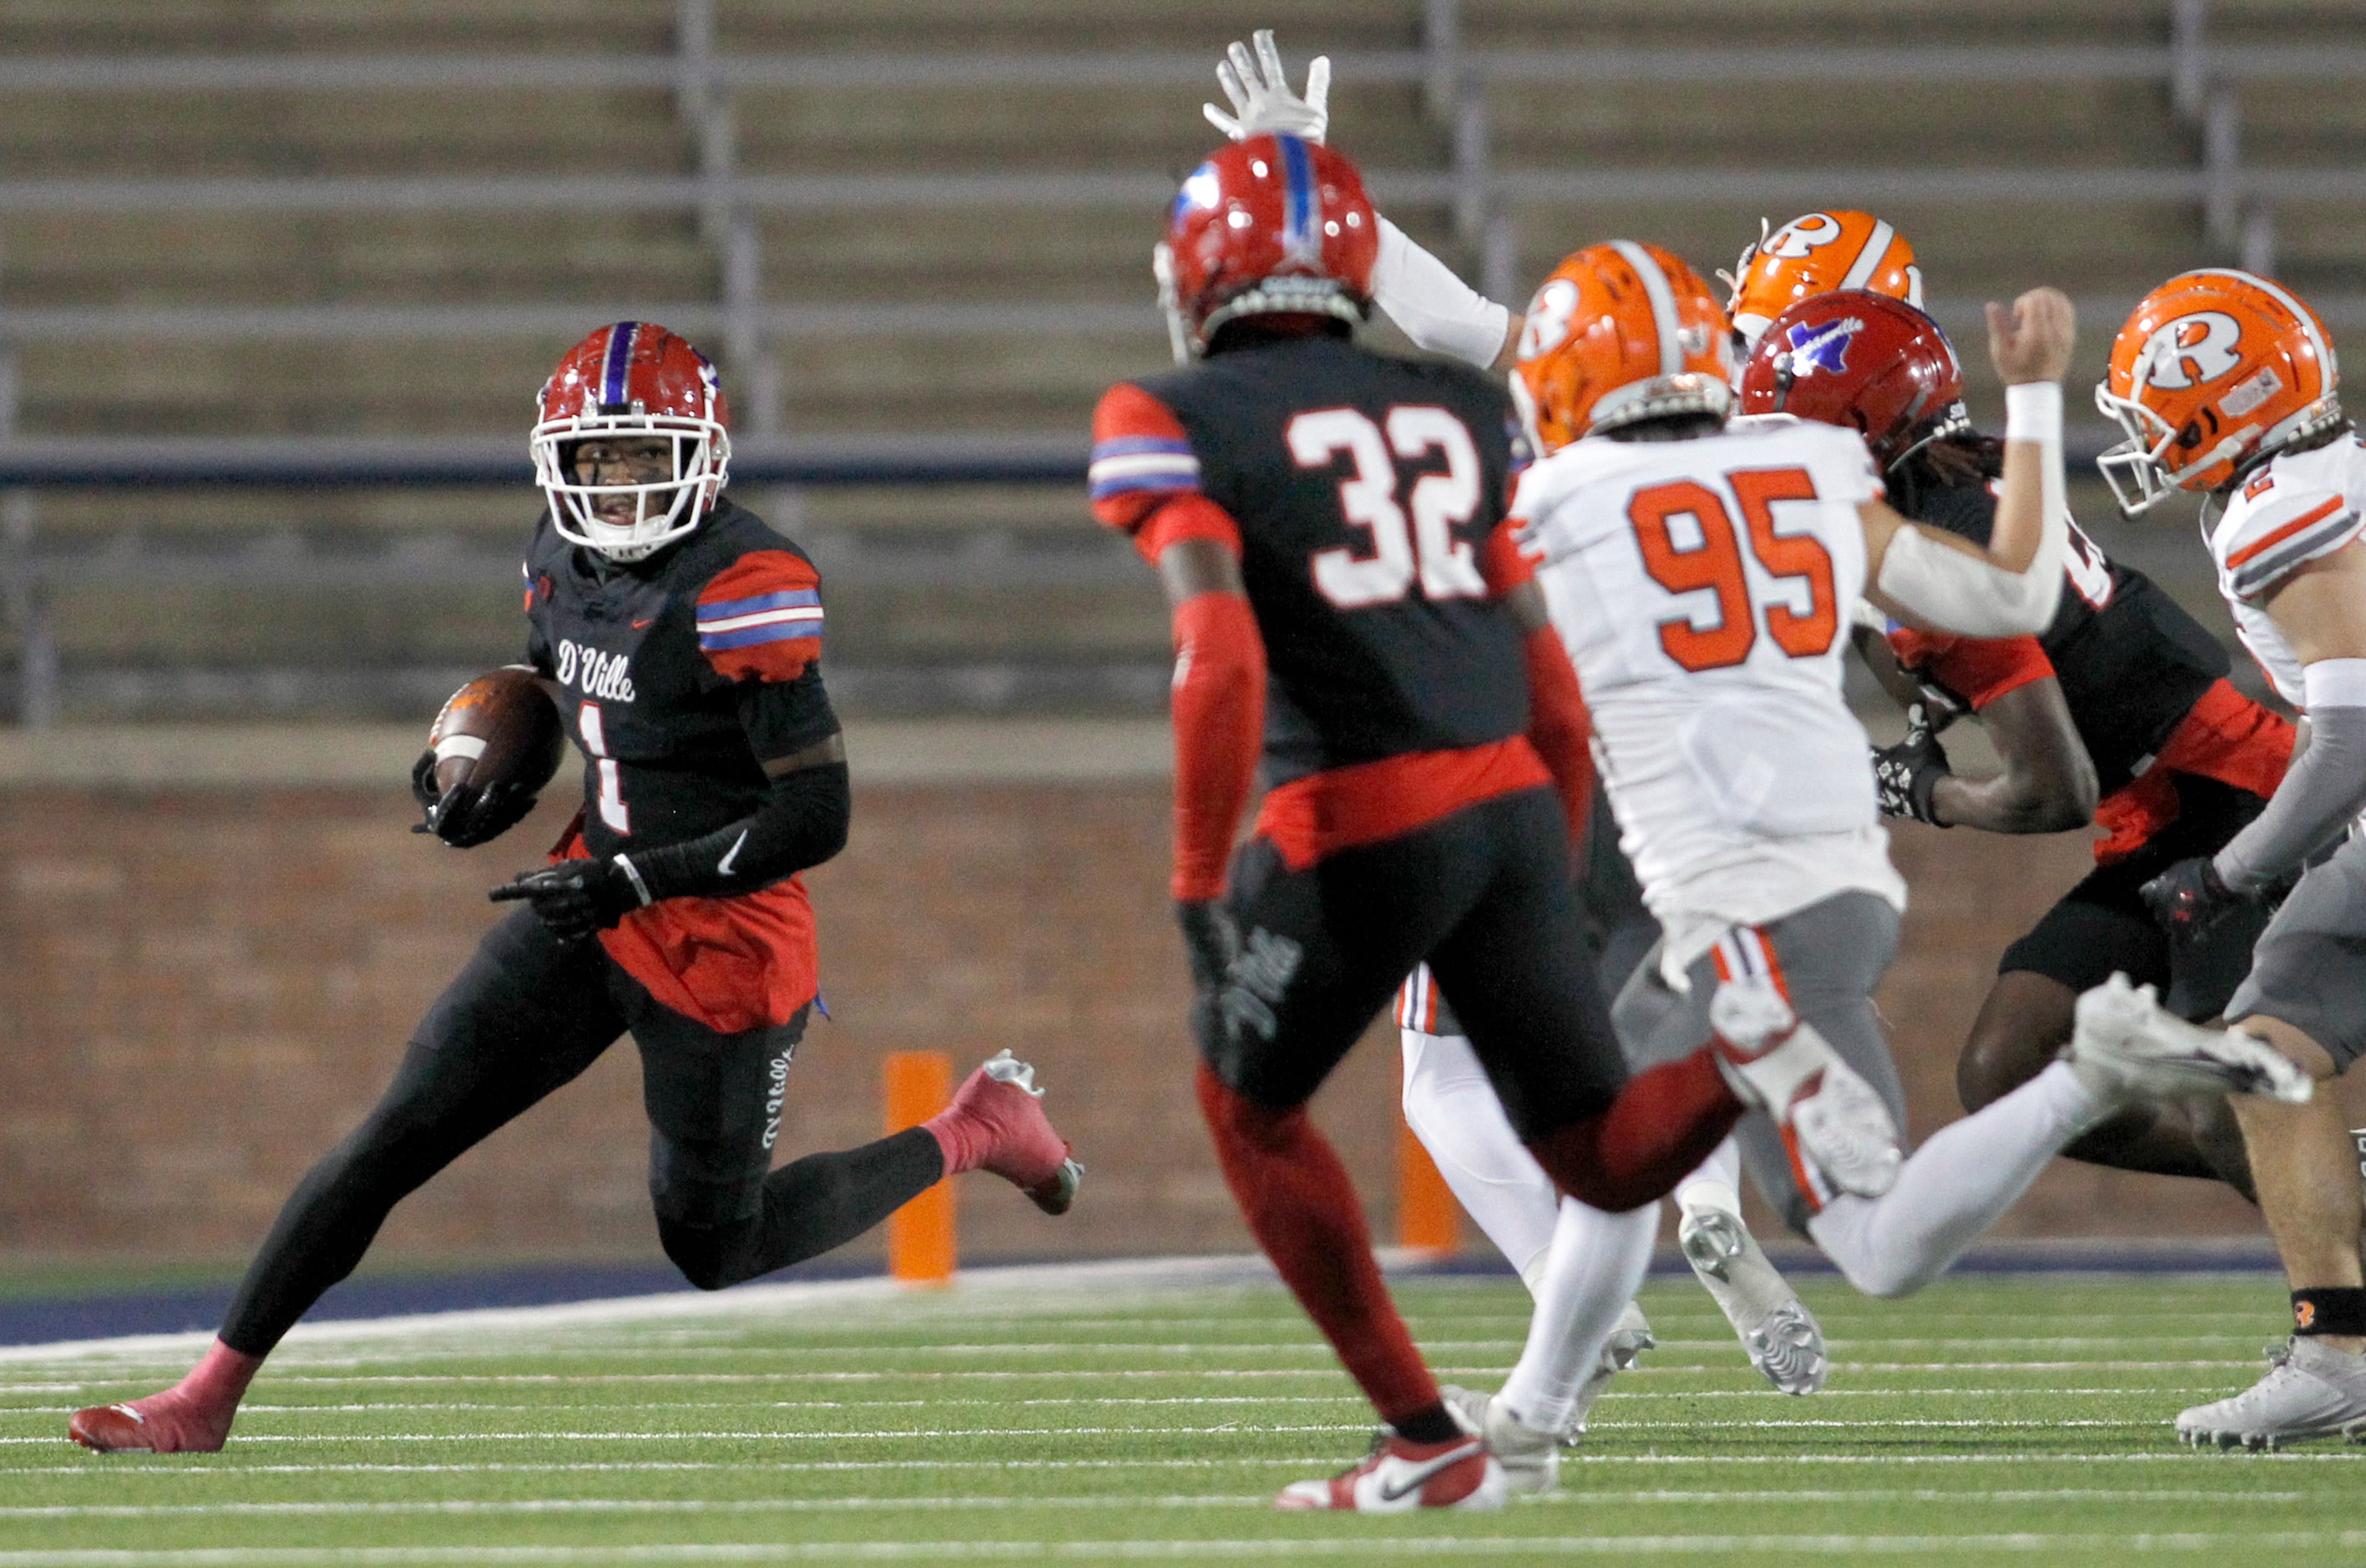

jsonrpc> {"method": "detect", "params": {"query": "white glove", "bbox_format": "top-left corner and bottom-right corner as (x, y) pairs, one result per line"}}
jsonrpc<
(1203, 29), (1330, 144)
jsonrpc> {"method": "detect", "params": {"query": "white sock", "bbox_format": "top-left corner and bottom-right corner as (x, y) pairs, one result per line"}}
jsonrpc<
(1674, 1137), (1744, 1215)
(1807, 1060), (2107, 1297)
(1400, 1028), (1564, 1287)
(1499, 1196), (1659, 1434)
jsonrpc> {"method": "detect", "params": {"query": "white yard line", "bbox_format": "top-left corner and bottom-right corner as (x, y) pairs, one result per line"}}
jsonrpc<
(0, 1257), (1296, 1368)
(0, 1388), (2228, 1417)
(0, 1487), (2308, 1519)
(7, 1451), (2360, 1479)
(0, 1531), (2357, 1563)
(0, 1414), (2180, 1446)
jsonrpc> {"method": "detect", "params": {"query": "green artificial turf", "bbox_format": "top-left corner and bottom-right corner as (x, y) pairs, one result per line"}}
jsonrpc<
(0, 1270), (2358, 1565)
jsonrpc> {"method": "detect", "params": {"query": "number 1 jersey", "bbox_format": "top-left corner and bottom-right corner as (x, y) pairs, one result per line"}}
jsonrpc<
(1514, 414), (1900, 934)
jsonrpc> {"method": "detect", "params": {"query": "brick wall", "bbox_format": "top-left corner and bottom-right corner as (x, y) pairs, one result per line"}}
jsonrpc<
(0, 784), (2275, 1274)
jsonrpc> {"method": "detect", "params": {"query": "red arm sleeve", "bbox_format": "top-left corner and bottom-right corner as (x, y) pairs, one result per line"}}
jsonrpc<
(1478, 517), (1536, 595)
(1168, 589), (1266, 902)
(1521, 624), (1593, 849)
(1888, 627), (2056, 711)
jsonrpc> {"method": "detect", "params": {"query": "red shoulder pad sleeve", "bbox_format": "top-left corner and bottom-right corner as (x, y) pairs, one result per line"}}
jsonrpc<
(1091, 383), (1206, 534)
(1899, 631), (2055, 711)
(696, 549), (824, 684)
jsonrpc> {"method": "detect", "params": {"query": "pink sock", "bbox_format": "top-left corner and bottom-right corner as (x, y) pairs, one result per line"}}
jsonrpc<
(136, 1340), (262, 1444)
(922, 1106), (986, 1176)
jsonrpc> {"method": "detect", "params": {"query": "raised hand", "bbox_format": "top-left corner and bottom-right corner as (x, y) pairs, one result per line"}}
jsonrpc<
(1984, 286), (2075, 386)
(1203, 28), (1330, 144)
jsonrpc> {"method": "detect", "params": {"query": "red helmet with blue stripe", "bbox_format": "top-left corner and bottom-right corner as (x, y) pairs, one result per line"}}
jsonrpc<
(1156, 134), (1378, 360)
(530, 321), (733, 561)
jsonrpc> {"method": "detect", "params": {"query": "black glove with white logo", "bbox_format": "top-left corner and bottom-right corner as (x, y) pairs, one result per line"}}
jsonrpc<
(1871, 703), (1953, 826)
(2139, 856), (2244, 943)
(1176, 900), (1241, 994)
(490, 857), (650, 943)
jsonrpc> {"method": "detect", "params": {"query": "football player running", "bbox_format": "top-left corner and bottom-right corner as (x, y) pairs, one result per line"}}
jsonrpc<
(1203, 34), (1838, 1455)
(1096, 133), (1908, 1510)
(68, 324), (1081, 1454)
(1740, 289), (2295, 1197)
(2099, 270), (2366, 1447)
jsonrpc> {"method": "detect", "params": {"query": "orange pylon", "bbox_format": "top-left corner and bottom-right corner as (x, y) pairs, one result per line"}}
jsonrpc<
(884, 1050), (957, 1286)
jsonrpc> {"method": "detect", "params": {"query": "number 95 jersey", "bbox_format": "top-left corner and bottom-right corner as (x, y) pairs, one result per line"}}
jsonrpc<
(1514, 415), (1888, 914)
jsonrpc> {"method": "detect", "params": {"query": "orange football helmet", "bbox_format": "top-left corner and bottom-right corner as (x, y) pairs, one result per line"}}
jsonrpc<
(1512, 241), (1733, 454)
(2096, 268), (2343, 513)
(1725, 211), (1923, 357)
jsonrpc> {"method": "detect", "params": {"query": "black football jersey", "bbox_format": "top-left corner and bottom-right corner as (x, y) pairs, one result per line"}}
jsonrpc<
(1116, 336), (1529, 785)
(1897, 473), (2227, 792)
(523, 497), (839, 862)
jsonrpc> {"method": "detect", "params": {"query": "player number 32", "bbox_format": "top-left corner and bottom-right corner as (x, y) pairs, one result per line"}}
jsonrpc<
(1288, 406), (1490, 609)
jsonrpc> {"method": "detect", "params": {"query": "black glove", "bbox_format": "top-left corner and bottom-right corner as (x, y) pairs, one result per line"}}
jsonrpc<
(489, 857), (648, 943)
(412, 750), (540, 849)
(1871, 703), (1952, 826)
(1175, 900), (1241, 993)
(2140, 855), (2243, 943)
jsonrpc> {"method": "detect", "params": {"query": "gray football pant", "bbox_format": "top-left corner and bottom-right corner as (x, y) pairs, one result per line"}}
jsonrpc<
(1611, 892), (1906, 1234)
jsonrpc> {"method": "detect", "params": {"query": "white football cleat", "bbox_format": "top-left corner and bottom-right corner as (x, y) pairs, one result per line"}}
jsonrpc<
(1440, 1302), (1658, 1486)
(1678, 1200), (1828, 1395)
(1438, 1387), (1558, 1493)
(1709, 977), (1902, 1200)
(2069, 974), (2313, 1106)
(1275, 1431), (1505, 1511)
(2176, 1338), (2366, 1450)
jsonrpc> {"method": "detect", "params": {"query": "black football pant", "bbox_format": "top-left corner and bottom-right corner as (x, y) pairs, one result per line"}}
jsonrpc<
(1196, 784), (1629, 1138)
(219, 907), (942, 1357)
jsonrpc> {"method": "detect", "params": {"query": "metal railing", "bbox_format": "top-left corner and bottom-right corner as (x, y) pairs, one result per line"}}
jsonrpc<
(0, 0), (2357, 418)
(2, 0), (2358, 726)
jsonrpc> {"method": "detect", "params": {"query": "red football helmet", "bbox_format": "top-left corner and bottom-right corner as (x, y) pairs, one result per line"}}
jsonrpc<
(530, 321), (732, 561)
(1156, 134), (1378, 360)
(1737, 290), (1969, 471)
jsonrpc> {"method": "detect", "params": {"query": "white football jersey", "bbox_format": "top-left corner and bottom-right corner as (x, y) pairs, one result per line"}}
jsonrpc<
(1514, 415), (1903, 951)
(2204, 431), (2366, 710)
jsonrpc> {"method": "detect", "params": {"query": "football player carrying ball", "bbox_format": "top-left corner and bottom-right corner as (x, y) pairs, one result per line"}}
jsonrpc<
(69, 324), (1080, 1454)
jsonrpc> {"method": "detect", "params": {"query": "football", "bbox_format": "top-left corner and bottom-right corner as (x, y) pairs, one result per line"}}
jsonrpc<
(420, 665), (567, 844)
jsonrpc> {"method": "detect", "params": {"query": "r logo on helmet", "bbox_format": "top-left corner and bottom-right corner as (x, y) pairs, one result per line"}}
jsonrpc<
(2141, 312), (2244, 390)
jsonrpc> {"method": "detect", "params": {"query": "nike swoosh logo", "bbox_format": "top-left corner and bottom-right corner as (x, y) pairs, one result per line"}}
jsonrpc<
(717, 829), (749, 877)
(631, 617), (655, 630)
(1374, 1440), (1480, 1503)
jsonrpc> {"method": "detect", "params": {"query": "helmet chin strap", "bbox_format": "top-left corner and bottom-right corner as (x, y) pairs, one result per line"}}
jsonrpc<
(1153, 243), (1191, 365)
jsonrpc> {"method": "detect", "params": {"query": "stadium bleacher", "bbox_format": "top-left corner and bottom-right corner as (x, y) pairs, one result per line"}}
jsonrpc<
(0, 0), (2361, 721)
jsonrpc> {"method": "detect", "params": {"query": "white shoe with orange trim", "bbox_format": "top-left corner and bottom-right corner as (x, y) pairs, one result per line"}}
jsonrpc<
(1707, 976), (1901, 1201)
(1274, 1431), (1507, 1511)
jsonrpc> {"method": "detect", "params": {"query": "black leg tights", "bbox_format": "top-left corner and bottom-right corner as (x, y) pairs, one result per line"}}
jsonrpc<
(220, 1032), (609, 1355)
(219, 908), (625, 1356)
(655, 1127), (945, 1290)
